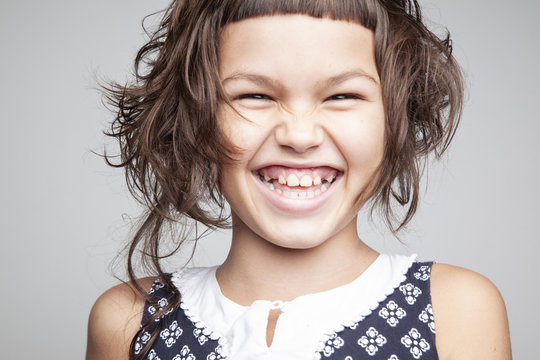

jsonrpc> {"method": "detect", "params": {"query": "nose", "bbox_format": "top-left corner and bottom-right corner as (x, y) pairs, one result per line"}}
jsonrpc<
(274, 112), (324, 153)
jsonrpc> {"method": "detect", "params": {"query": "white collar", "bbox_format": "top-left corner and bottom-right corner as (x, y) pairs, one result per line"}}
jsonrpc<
(172, 253), (416, 360)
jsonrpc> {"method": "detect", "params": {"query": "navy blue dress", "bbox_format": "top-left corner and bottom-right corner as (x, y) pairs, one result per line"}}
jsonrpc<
(134, 262), (437, 359)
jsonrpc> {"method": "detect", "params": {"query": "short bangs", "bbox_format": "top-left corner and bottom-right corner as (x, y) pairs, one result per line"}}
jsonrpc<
(231, 0), (383, 30)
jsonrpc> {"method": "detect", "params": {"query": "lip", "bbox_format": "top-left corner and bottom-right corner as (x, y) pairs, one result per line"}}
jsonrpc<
(251, 168), (342, 213)
(254, 161), (344, 172)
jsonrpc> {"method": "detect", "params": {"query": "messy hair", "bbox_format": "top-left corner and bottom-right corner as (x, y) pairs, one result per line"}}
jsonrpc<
(102, 0), (463, 358)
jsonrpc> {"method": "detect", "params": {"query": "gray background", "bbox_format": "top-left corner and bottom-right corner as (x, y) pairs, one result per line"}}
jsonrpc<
(1, 0), (538, 358)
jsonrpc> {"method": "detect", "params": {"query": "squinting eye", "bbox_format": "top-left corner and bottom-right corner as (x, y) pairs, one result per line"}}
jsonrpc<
(325, 93), (364, 101)
(235, 93), (273, 101)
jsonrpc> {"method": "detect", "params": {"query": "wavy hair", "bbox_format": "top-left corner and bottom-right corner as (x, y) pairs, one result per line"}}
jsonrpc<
(102, 0), (463, 358)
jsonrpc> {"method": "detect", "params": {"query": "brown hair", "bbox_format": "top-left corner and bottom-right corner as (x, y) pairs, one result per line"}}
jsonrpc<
(102, 0), (463, 358)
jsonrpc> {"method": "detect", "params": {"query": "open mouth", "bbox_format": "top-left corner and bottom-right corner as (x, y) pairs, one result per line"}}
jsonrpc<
(255, 165), (341, 200)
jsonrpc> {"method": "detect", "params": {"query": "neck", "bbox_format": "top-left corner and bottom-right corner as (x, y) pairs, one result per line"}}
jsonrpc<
(216, 218), (378, 305)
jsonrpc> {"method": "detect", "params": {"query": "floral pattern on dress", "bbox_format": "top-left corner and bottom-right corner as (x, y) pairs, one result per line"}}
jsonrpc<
(413, 266), (431, 281)
(138, 262), (437, 360)
(172, 345), (196, 360)
(147, 349), (161, 360)
(321, 333), (345, 357)
(401, 328), (430, 359)
(149, 279), (165, 294)
(148, 296), (175, 322)
(134, 331), (152, 355)
(358, 327), (387, 355)
(206, 345), (225, 360)
(157, 298), (169, 308)
(379, 300), (407, 327)
(399, 283), (422, 305)
(418, 304), (436, 334)
(160, 320), (183, 347)
(194, 327), (211, 345)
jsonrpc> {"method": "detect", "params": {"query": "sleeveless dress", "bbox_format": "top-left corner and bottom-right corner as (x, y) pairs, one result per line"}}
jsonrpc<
(134, 254), (438, 359)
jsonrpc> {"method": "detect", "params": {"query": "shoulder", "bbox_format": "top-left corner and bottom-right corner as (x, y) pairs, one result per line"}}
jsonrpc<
(430, 263), (511, 360)
(86, 277), (156, 360)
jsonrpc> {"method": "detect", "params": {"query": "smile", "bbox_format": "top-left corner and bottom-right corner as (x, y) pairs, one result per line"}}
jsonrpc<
(255, 165), (341, 200)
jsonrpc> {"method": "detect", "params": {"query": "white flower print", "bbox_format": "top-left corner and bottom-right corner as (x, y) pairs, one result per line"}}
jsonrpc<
(399, 283), (422, 305)
(140, 331), (152, 344)
(345, 357), (353, 360)
(160, 320), (183, 347)
(149, 280), (165, 294)
(134, 331), (152, 354)
(413, 266), (431, 281)
(388, 356), (399, 360)
(401, 328), (430, 359)
(172, 345), (196, 360)
(134, 342), (142, 355)
(419, 304), (436, 333)
(157, 297), (169, 308)
(206, 345), (224, 360)
(148, 298), (173, 321)
(358, 327), (387, 356)
(193, 327), (212, 345)
(379, 301), (407, 327)
(322, 333), (345, 357)
(147, 349), (161, 360)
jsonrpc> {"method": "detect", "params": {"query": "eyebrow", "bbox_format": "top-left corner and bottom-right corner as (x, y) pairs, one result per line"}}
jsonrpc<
(221, 73), (283, 89)
(221, 69), (379, 89)
(320, 70), (380, 87)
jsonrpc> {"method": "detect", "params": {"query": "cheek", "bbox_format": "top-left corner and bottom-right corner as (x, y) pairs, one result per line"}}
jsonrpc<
(217, 107), (266, 199)
(335, 112), (386, 169)
(218, 106), (267, 156)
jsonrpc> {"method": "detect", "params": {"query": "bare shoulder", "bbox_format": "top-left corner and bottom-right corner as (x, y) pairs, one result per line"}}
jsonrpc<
(430, 263), (512, 360)
(86, 277), (156, 360)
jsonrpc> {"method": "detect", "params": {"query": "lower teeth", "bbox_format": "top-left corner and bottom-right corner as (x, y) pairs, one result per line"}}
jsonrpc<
(261, 176), (332, 198)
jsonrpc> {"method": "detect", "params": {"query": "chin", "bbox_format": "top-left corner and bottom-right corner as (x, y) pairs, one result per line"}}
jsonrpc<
(260, 229), (331, 251)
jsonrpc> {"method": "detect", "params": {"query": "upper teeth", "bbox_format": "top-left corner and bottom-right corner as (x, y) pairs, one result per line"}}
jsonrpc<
(263, 172), (336, 188)
(286, 174), (317, 187)
(259, 169), (340, 199)
(300, 175), (312, 187)
(286, 174), (300, 187)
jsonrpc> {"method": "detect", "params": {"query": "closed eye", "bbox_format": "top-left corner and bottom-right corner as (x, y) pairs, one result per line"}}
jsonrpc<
(325, 93), (365, 101)
(235, 93), (273, 101)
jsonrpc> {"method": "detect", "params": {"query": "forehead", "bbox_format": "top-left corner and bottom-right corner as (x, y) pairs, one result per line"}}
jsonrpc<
(219, 15), (378, 83)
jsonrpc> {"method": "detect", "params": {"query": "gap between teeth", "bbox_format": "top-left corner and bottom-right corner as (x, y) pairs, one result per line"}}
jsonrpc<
(267, 173), (335, 187)
(258, 172), (335, 199)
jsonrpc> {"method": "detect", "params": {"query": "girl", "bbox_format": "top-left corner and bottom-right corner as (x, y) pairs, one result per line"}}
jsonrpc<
(87, 1), (511, 359)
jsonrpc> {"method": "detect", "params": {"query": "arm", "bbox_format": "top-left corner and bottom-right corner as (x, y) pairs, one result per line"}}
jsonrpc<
(431, 264), (511, 360)
(86, 278), (155, 360)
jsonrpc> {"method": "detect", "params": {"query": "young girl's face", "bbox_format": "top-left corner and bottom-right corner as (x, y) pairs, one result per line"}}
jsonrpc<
(218, 15), (385, 249)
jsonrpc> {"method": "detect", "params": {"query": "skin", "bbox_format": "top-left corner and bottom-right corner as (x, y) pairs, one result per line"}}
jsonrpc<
(216, 15), (383, 305)
(86, 15), (511, 360)
(86, 278), (154, 359)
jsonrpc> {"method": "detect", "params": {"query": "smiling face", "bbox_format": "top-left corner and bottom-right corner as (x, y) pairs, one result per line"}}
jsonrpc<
(218, 15), (385, 249)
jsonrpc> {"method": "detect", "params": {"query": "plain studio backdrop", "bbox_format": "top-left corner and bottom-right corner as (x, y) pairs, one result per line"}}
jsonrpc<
(0, 0), (538, 358)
